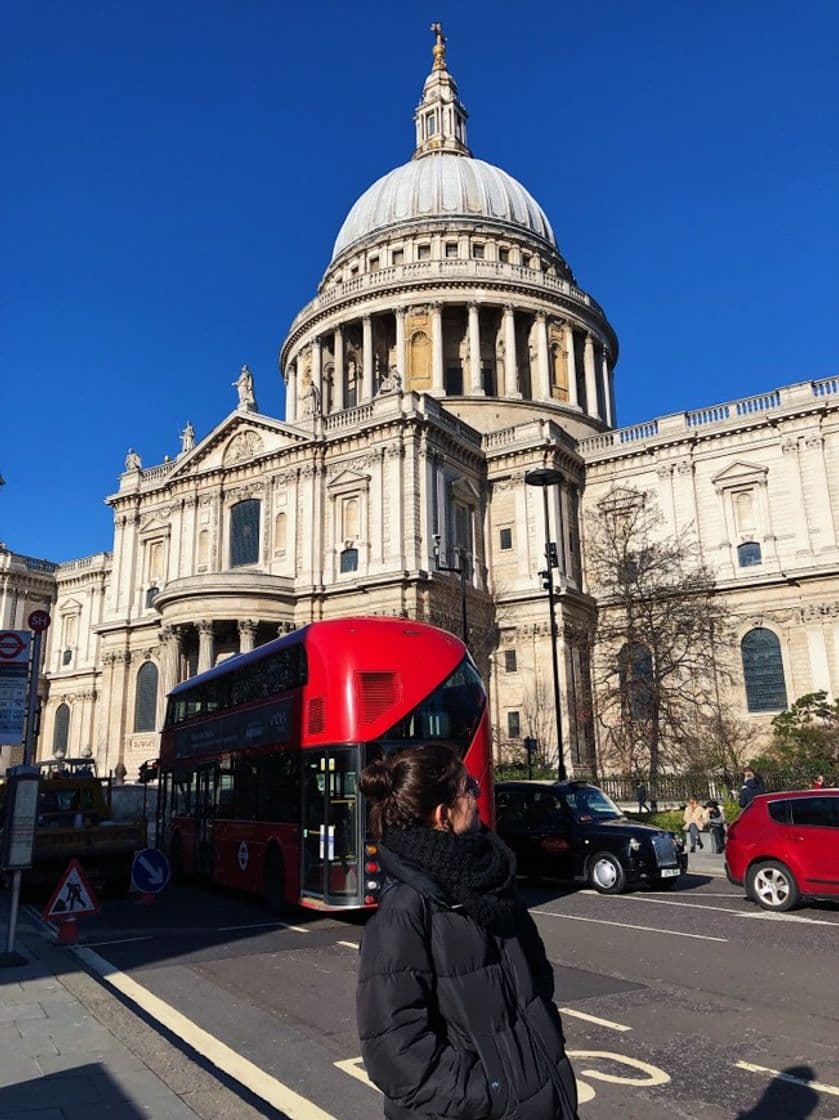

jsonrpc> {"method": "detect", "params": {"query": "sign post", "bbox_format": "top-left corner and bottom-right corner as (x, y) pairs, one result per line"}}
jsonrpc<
(42, 859), (100, 945)
(130, 848), (170, 905)
(1, 612), (49, 966)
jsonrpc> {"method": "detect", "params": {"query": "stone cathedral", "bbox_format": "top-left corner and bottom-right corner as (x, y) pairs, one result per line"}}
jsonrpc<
(3, 30), (838, 778)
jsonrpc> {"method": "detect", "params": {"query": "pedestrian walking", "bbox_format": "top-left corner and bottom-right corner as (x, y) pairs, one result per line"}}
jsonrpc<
(705, 800), (726, 853)
(738, 767), (766, 808)
(356, 744), (579, 1120)
(635, 780), (650, 814)
(683, 796), (708, 853)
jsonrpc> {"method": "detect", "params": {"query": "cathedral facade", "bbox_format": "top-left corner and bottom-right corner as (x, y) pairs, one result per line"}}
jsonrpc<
(3, 33), (837, 778)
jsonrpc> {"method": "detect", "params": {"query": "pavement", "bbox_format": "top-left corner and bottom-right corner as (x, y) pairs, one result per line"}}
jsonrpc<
(685, 843), (727, 877)
(0, 898), (287, 1120)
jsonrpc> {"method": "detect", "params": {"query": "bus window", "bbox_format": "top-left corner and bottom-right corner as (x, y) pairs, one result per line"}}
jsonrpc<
(378, 657), (485, 755)
(256, 752), (301, 823)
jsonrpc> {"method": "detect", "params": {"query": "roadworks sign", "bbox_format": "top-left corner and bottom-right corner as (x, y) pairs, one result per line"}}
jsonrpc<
(42, 859), (100, 921)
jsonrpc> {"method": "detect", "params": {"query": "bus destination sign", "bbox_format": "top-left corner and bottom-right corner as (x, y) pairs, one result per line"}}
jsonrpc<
(174, 698), (293, 760)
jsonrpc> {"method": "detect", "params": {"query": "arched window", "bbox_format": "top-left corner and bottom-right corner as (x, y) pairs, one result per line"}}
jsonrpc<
(618, 643), (654, 721)
(197, 529), (210, 569)
(230, 499), (260, 567)
(737, 541), (762, 567)
(134, 662), (159, 732)
(274, 512), (287, 552)
(741, 629), (787, 712)
(53, 703), (70, 757)
(342, 497), (359, 541)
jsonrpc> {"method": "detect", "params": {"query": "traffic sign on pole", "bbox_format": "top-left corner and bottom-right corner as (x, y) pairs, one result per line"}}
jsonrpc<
(27, 610), (51, 634)
(131, 848), (170, 895)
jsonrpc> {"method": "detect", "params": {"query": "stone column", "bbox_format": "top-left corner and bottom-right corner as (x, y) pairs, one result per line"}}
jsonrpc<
(431, 303), (444, 394)
(395, 307), (407, 381)
(311, 337), (322, 401)
(160, 625), (183, 694)
(238, 619), (257, 653)
(362, 315), (374, 400)
(564, 323), (578, 408)
(196, 620), (214, 673)
(468, 302), (483, 395)
(601, 347), (613, 427)
(535, 313), (551, 400)
(584, 334), (598, 419)
(503, 305), (520, 398)
(286, 358), (298, 423)
(333, 327), (344, 412)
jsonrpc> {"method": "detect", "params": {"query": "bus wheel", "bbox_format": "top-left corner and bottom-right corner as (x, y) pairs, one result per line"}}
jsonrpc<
(264, 845), (285, 914)
(170, 834), (185, 883)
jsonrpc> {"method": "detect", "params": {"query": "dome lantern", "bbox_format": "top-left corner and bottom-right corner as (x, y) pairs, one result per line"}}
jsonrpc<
(413, 23), (471, 160)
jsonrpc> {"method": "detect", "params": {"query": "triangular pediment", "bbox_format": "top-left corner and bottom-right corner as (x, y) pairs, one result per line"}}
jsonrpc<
(58, 596), (83, 612)
(168, 411), (309, 479)
(452, 477), (481, 504)
(326, 466), (371, 490)
(139, 513), (170, 535)
(711, 460), (769, 488)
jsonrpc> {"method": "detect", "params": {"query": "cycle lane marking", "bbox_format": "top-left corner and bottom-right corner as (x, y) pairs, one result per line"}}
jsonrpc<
(602, 894), (839, 926)
(558, 1008), (631, 1032)
(532, 909), (727, 942)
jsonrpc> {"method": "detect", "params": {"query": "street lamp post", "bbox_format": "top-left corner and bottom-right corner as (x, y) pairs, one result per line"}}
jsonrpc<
(524, 468), (567, 782)
(432, 534), (469, 647)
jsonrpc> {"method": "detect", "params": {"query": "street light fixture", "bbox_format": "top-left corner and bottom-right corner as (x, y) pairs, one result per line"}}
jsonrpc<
(524, 467), (567, 782)
(432, 533), (469, 647)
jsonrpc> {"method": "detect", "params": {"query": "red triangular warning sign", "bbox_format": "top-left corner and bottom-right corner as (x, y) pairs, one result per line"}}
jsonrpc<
(42, 859), (100, 921)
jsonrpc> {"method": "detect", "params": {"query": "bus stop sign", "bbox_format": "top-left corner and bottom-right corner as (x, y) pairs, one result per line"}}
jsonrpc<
(131, 849), (170, 894)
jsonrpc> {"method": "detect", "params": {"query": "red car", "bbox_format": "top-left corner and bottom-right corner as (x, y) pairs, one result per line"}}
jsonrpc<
(725, 789), (839, 911)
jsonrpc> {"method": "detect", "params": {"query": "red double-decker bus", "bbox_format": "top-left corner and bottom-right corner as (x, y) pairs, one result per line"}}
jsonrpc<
(157, 617), (491, 911)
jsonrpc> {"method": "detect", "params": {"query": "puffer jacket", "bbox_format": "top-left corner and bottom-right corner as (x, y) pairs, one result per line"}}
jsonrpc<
(356, 847), (578, 1120)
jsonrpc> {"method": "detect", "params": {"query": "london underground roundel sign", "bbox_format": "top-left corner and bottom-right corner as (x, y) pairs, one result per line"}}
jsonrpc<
(0, 631), (26, 659)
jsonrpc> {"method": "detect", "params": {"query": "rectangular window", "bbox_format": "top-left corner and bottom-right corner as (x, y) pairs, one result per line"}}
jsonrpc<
(507, 711), (520, 738)
(392, 248), (404, 266)
(499, 527), (513, 550)
(445, 242), (458, 258)
(498, 247), (510, 263)
(369, 256), (379, 272)
(445, 366), (463, 395)
(504, 650), (517, 673)
(417, 244), (431, 260)
(472, 242), (485, 259)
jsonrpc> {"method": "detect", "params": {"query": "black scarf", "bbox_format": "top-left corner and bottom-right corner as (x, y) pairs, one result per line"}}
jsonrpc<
(381, 825), (522, 934)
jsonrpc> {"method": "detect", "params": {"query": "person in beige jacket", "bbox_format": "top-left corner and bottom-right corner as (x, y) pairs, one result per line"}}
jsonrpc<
(683, 797), (709, 852)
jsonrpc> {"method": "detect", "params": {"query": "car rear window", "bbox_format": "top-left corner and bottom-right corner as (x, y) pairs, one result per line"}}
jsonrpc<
(767, 799), (790, 824)
(789, 796), (839, 828)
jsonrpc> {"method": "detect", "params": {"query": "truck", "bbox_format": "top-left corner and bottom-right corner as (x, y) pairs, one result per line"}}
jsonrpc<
(0, 758), (143, 896)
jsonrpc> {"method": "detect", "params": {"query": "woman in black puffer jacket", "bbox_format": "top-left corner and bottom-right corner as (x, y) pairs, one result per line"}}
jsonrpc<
(356, 745), (579, 1120)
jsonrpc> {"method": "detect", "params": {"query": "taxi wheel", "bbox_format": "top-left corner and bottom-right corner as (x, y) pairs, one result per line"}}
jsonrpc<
(587, 852), (627, 894)
(747, 860), (800, 912)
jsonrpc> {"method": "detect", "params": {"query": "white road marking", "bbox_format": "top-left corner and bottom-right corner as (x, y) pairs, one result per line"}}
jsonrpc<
(83, 936), (154, 948)
(73, 945), (338, 1120)
(334, 1057), (380, 1093)
(569, 1050), (670, 1087)
(337, 940), (359, 950)
(558, 1007), (631, 1032)
(735, 1061), (839, 1096)
(533, 909), (727, 942)
(217, 920), (309, 933)
(606, 894), (839, 925)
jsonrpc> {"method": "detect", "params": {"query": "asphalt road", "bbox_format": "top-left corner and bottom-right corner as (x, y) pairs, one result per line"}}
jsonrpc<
(34, 870), (839, 1120)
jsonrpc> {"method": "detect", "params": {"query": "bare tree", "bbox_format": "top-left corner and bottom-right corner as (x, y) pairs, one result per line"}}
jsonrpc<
(584, 486), (734, 783)
(422, 571), (499, 683)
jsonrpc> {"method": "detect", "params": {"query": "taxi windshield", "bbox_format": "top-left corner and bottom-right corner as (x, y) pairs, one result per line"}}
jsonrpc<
(563, 786), (622, 822)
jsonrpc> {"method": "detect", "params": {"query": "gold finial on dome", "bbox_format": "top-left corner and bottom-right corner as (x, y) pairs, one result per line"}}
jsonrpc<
(430, 22), (447, 70)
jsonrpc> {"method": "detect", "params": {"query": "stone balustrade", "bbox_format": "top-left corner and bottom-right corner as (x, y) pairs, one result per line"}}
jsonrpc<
(288, 257), (602, 335)
(578, 377), (838, 458)
(56, 552), (112, 572)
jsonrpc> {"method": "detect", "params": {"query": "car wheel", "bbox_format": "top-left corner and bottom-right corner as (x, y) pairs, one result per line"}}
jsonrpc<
(587, 852), (627, 894)
(746, 860), (800, 912)
(264, 845), (286, 914)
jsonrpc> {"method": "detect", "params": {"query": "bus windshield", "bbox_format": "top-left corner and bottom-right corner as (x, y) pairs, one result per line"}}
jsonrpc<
(376, 657), (485, 755)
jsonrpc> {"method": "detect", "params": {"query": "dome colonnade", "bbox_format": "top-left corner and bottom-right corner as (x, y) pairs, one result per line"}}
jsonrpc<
(279, 28), (617, 436)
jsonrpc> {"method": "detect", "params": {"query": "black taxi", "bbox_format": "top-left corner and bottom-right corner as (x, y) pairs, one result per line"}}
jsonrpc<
(495, 780), (687, 893)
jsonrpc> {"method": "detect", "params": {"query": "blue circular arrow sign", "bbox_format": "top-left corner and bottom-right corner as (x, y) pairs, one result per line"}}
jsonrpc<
(131, 848), (170, 894)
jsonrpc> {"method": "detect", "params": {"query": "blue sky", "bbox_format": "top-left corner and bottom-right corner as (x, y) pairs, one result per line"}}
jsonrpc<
(3, 1), (837, 562)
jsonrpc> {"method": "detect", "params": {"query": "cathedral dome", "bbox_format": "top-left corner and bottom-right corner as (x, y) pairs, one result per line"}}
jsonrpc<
(330, 154), (556, 263)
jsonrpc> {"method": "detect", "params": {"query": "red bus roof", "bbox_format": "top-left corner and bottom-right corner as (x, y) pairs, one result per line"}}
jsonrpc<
(164, 617), (476, 749)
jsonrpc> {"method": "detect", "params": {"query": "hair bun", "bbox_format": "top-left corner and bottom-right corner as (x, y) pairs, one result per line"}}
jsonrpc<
(359, 757), (394, 802)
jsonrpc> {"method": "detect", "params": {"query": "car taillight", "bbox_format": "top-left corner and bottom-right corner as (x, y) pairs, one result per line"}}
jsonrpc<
(366, 861), (379, 874)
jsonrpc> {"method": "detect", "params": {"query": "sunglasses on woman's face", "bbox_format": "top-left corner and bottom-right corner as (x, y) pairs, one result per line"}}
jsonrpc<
(462, 777), (481, 799)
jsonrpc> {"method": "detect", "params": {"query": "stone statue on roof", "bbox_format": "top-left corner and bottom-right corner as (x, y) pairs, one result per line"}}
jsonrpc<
(233, 364), (257, 411)
(180, 421), (195, 455)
